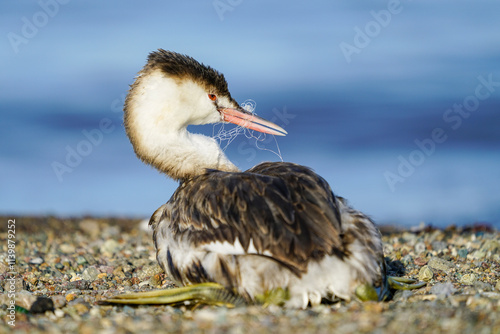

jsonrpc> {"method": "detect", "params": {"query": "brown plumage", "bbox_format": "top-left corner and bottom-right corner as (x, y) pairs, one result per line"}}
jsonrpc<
(152, 162), (344, 273)
(148, 161), (387, 306)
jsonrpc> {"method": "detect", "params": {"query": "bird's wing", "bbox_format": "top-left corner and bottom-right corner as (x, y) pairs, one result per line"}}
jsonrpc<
(156, 162), (345, 275)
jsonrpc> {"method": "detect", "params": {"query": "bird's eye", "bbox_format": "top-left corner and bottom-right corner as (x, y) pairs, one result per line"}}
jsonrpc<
(208, 94), (217, 101)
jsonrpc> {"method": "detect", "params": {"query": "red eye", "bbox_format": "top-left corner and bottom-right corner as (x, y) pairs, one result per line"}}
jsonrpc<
(208, 94), (217, 101)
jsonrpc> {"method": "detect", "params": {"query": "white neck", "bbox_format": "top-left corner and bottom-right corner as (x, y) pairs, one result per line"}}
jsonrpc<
(124, 70), (239, 181)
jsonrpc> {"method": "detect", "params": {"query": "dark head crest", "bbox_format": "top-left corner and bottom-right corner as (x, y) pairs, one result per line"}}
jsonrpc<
(146, 49), (230, 96)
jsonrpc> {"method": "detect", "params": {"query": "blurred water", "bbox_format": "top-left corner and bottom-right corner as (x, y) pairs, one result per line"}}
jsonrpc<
(1, 0), (499, 227)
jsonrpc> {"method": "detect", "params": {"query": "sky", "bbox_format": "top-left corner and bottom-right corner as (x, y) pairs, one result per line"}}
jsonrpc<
(1, 0), (500, 228)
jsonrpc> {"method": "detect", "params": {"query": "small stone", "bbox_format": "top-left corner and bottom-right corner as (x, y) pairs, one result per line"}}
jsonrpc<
(391, 289), (413, 302)
(76, 256), (88, 265)
(72, 302), (90, 315)
(136, 264), (162, 280)
(102, 226), (121, 238)
(414, 257), (427, 266)
(55, 263), (64, 270)
(431, 241), (447, 252)
(52, 295), (67, 309)
(83, 254), (97, 266)
(418, 265), (433, 281)
(460, 273), (476, 285)
(7, 290), (37, 309)
(457, 248), (468, 258)
(473, 281), (493, 292)
(150, 273), (163, 287)
(428, 257), (455, 272)
(79, 219), (100, 239)
(66, 293), (77, 302)
(112, 266), (126, 278)
(430, 282), (456, 298)
(29, 257), (44, 265)
(495, 280), (500, 291)
(82, 266), (99, 281)
(401, 232), (417, 243)
(480, 261), (490, 269)
(414, 242), (426, 254)
(59, 243), (76, 254)
(30, 296), (55, 314)
(401, 254), (413, 266)
(101, 239), (121, 254)
(54, 309), (65, 318)
(67, 279), (91, 290)
(471, 251), (486, 260)
(480, 239), (499, 253)
(97, 273), (108, 280)
(89, 307), (102, 318)
(138, 280), (151, 287)
(99, 265), (115, 275)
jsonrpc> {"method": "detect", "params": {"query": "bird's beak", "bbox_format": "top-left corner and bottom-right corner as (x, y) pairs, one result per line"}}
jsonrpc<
(219, 107), (287, 136)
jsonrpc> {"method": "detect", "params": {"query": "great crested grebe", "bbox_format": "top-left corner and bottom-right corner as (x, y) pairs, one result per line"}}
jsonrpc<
(103, 49), (423, 308)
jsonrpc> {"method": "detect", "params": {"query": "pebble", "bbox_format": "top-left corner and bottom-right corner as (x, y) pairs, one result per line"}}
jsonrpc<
(431, 241), (447, 252)
(30, 257), (44, 265)
(82, 266), (100, 281)
(72, 302), (90, 315)
(480, 239), (499, 253)
(54, 309), (65, 318)
(66, 293), (77, 302)
(471, 251), (486, 260)
(414, 242), (426, 254)
(52, 295), (67, 308)
(60, 243), (76, 254)
(473, 281), (492, 292)
(97, 273), (108, 280)
(67, 280), (91, 290)
(418, 265), (433, 281)
(101, 239), (121, 254)
(1, 290), (37, 309)
(102, 225), (121, 238)
(113, 266), (126, 278)
(401, 254), (413, 266)
(150, 273), (163, 287)
(428, 257), (455, 272)
(79, 219), (100, 238)
(457, 248), (468, 258)
(76, 256), (88, 265)
(460, 273), (477, 285)
(430, 282), (457, 298)
(136, 264), (162, 280)
(30, 296), (55, 314)
(414, 257), (427, 266)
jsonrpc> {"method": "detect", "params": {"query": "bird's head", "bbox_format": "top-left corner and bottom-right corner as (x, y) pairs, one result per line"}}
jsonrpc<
(123, 50), (287, 179)
(125, 49), (287, 136)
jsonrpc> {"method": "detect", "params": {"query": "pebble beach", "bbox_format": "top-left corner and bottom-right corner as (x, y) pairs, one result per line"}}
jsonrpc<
(1, 216), (499, 333)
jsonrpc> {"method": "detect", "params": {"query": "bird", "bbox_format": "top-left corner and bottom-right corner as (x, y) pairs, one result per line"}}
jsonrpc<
(102, 49), (424, 308)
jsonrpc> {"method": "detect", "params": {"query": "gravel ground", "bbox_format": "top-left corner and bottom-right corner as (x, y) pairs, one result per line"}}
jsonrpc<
(1, 216), (499, 333)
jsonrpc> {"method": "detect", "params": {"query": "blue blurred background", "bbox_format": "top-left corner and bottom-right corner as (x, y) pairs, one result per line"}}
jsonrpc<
(1, 0), (499, 228)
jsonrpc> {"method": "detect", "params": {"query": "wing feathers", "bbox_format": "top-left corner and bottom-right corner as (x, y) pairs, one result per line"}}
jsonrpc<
(162, 162), (346, 274)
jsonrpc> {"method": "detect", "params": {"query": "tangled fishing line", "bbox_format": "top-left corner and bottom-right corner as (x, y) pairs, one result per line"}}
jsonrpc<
(212, 99), (284, 162)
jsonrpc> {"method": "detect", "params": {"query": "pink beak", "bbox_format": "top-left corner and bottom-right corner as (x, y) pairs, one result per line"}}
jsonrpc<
(219, 108), (287, 136)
